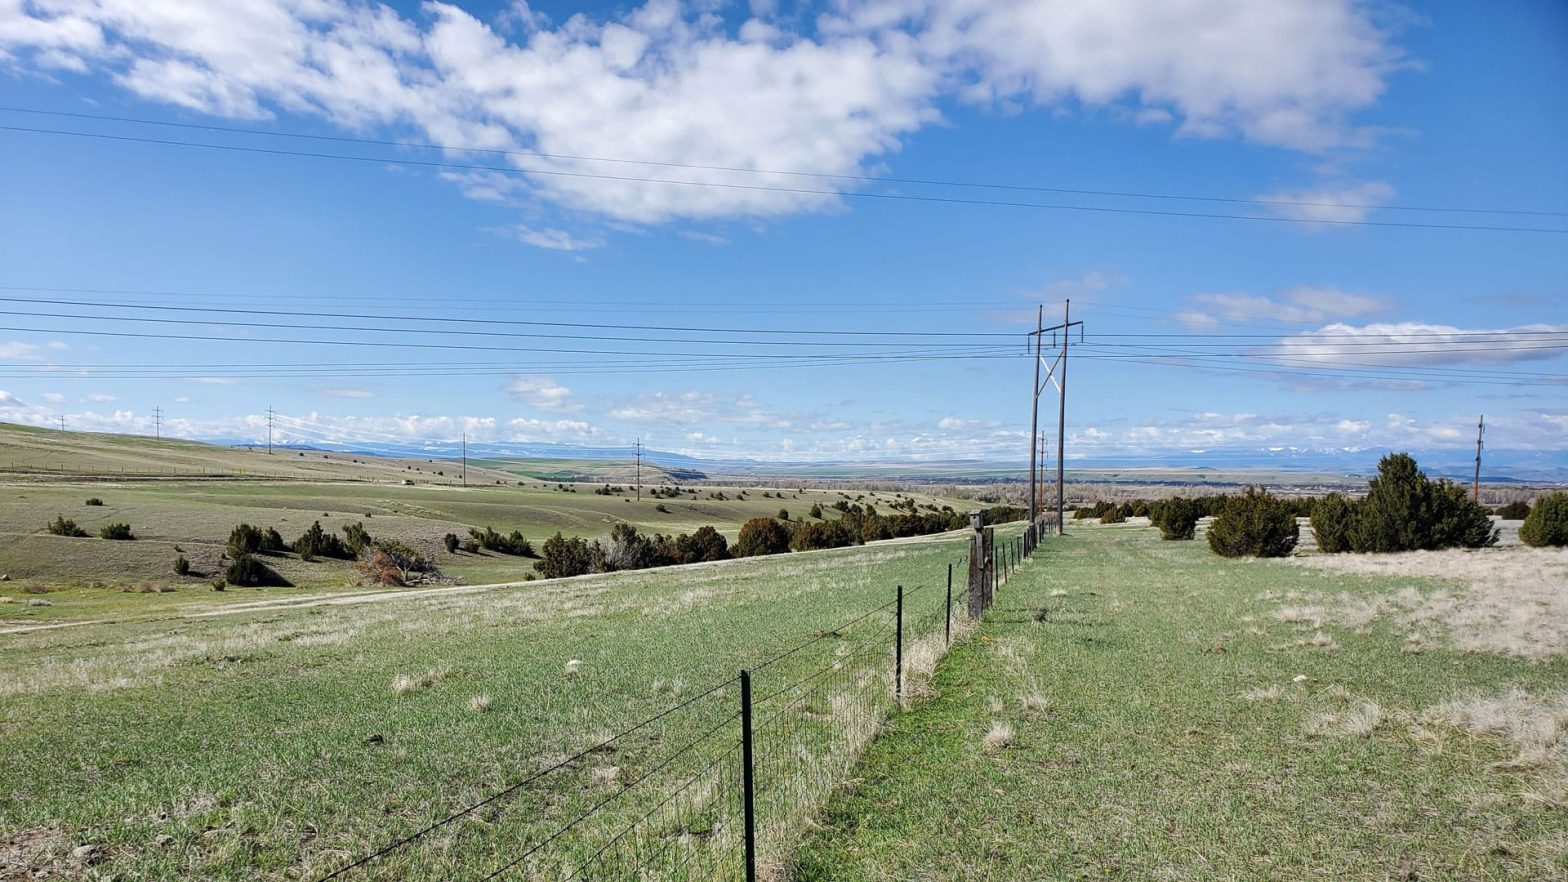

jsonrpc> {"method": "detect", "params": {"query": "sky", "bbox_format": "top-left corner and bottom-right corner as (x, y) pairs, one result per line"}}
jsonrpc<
(0, 0), (1564, 468)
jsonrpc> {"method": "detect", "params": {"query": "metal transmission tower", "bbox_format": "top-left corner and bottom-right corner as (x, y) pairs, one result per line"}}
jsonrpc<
(1027, 300), (1084, 536)
(635, 438), (642, 501)
(58, 415), (66, 432)
(266, 406), (275, 454)
(1472, 415), (1485, 502)
(152, 406), (163, 440)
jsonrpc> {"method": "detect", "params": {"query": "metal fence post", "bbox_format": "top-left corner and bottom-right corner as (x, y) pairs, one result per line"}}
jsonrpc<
(740, 670), (756, 882)
(945, 564), (953, 646)
(894, 585), (904, 700)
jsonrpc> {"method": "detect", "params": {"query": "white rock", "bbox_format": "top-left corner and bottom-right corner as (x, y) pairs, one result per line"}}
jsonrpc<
(1292, 674), (1309, 683)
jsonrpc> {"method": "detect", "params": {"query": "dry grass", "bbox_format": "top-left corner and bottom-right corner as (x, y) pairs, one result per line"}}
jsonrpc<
(391, 667), (449, 695)
(1304, 700), (1385, 739)
(1420, 688), (1568, 807)
(1241, 685), (1285, 702)
(565, 659), (583, 676)
(468, 694), (491, 714)
(982, 721), (1014, 753)
(1287, 546), (1568, 660)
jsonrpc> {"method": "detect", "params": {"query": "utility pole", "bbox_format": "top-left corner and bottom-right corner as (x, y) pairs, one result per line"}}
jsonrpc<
(635, 437), (642, 501)
(58, 415), (66, 432)
(266, 406), (275, 454)
(1056, 299), (1070, 537)
(1026, 300), (1084, 536)
(1027, 305), (1043, 524)
(1472, 415), (1485, 503)
(461, 432), (467, 487)
(153, 406), (163, 440)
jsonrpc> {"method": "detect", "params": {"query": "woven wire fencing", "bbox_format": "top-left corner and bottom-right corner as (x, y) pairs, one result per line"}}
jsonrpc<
(315, 528), (1038, 882)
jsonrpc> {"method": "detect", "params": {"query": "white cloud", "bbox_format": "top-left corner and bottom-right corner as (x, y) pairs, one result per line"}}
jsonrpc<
(321, 387), (373, 399)
(82, 393), (115, 403)
(1271, 322), (1568, 367)
(828, 0), (1403, 151)
(506, 374), (579, 411)
(42, 392), (64, 403)
(509, 226), (604, 252)
(1181, 285), (1391, 327)
(1255, 180), (1395, 223)
(188, 377), (245, 385)
(609, 390), (790, 427)
(0, 0), (1404, 228)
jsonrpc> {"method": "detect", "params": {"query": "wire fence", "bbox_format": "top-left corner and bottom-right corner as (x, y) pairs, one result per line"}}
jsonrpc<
(313, 519), (1046, 882)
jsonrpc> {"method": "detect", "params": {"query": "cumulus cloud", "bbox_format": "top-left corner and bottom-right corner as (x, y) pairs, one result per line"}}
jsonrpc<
(0, 0), (1405, 228)
(506, 374), (579, 411)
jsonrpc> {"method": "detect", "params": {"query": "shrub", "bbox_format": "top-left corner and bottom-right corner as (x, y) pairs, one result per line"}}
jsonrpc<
(293, 521), (351, 560)
(809, 503), (823, 519)
(1309, 493), (1356, 553)
(1151, 497), (1201, 540)
(228, 523), (284, 556)
(1346, 453), (1497, 552)
(225, 553), (290, 587)
(534, 532), (593, 579)
(778, 508), (790, 521)
(443, 533), (460, 554)
(469, 526), (533, 556)
(1207, 487), (1299, 558)
(84, 497), (103, 506)
(1520, 492), (1568, 548)
(342, 522), (374, 556)
(602, 523), (657, 571)
(173, 555), (190, 576)
(1100, 508), (1126, 524)
(675, 526), (730, 563)
(1495, 501), (1531, 520)
(357, 541), (434, 586)
(735, 518), (791, 557)
(46, 515), (88, 537)
(790, 520), (855, 551)
(99, 523), (135, 540)
(655, 503), (670, 513)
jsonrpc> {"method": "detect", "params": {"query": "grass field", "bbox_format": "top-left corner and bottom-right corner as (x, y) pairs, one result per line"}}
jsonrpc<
(0, 531), (985, 880)
(795, 524), (1568, 881)
(0, 426), (974, 621)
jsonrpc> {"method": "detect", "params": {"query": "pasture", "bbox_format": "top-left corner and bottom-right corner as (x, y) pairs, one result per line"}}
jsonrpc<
(797, 524), (1567, 880)
(0, 532), (983, 880)
(0, 426), (972, 623)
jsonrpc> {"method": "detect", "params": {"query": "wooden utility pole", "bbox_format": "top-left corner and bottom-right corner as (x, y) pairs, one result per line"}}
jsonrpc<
(1472, 415), (1485, 503)
(635, 437), (642, 501)
(461, 432), (467, 487)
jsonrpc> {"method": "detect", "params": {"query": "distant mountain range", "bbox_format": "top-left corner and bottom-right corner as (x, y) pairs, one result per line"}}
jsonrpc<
(206, 436), (1568, 484)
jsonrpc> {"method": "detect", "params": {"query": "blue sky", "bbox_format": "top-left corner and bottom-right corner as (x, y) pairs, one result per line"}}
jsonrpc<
(0, 0), (1564, 465)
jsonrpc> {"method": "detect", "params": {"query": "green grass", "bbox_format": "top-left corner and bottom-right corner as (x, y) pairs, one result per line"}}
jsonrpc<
(0, 533), (978, 880)
(795, 525), (1567, 881)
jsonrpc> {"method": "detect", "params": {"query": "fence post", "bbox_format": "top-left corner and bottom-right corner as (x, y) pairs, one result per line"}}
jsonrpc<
(740, 670), (757, 882)
(945, 564), (953, 646)
(967, 513), (984, 619)
(894, 585), (904, 700)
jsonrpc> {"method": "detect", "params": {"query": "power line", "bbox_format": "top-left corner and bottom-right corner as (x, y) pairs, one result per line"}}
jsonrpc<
(0, 296), (1016, 343)
(6, 105), (1563, 218)
(5, 123), (1564, 234)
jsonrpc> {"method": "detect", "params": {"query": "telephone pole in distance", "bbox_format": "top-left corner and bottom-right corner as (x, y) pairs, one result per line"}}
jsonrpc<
(153, 406), (163, 441)
(1472, 415), (1485, 503)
